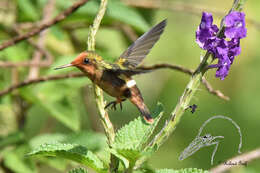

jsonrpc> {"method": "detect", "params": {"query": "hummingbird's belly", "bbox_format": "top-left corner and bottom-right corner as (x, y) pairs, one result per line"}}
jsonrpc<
(96, 71), (128, 98)
(97, 80), (126, 98)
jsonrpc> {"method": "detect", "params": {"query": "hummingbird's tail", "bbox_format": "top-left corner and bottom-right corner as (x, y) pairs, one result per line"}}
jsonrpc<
(138, 104), (154, 124)
(129, 88), (154, 124)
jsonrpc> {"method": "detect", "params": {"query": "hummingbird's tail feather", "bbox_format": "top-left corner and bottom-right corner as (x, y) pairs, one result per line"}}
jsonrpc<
(129, 88), (154, 124)
(138, 104), (154, 124)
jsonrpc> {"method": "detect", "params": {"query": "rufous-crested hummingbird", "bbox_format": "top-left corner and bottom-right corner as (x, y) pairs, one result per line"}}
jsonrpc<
(55, 20), (167, 123)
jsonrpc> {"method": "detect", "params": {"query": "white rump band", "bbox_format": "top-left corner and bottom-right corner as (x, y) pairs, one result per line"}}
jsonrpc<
(126, 80), (136, 88)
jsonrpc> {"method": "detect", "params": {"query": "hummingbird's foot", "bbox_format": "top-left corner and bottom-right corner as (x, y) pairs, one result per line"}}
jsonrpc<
(105, 99), (126, 111)
(105, 101), (117, 110)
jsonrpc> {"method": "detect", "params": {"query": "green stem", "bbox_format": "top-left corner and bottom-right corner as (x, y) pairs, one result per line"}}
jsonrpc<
(149, 0), (247, 154)
(87, 0), (119, 172)
(150, 53), (211, 148)
(87, 0), (115, 145)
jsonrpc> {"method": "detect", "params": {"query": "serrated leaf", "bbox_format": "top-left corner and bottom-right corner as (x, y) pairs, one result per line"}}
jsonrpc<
(113, 103), (164, 150)
(29, 133), (67, 149)
(112, 103), (163, 164)
(27, 143), (106, 173)
(29, 131), (106, 152)
(155, 168), (209, 173)
(63, 131), (107, 151)
(110, 149), (129, 169)
(68, 167), (88, 173)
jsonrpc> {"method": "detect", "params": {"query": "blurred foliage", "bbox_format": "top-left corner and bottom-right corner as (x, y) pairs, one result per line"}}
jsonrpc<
(0, 0), (260, 172)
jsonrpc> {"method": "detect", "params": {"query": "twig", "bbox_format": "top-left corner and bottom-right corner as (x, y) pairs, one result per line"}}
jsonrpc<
(138, 64), (229, 101)
(0, 63), (229, 101)
(0, 0), (89, 51)
(0, 60), (51, 68)
(0, 73), (85, 97)
(28, 0), (55, 79)
(5, 27), (53, 69)
(210, 147), (260, 173)
(201, 78), (229, 101)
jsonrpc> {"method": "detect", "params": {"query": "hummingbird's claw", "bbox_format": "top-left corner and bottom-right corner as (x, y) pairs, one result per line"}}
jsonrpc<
(105, 101), (117, 110)
(112, 103), (117, 110)
(105, 99), (126, 111)
(105, 101), (115, 109)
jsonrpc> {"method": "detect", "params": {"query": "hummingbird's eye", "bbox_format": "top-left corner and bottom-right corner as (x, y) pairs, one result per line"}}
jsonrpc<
(83, 58), (90, 64)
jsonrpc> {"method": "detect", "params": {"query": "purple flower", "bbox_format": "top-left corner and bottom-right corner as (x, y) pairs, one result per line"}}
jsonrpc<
(196, 12), (219, 50)
(215, 57), (232, 80)
(195, 11), (247, 80)
(224, 12), (247, 39)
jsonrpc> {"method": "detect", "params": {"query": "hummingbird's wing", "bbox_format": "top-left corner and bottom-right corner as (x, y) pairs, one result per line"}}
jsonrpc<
(116, 19), (167, 69)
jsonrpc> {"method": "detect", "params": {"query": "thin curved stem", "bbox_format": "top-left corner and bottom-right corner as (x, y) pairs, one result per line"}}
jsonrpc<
(0, 0), (89, 51)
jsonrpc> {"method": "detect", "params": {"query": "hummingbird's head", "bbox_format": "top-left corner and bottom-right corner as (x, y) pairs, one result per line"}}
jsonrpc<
(55, 51), (103, 77)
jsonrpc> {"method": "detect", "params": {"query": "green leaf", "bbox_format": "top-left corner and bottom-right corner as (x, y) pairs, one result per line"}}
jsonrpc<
(68, 167), (88, 173)
(4, 151), (36, 173)
(17, 0), (40, 21)
(55, 0), (149, 32)
(63, 131), (107, 151)
(0, 132), (24, 149)
(112, 103), (163, 163)
(0, 104), (17, 136)
(113, 103), (163, 150)
(29, 131), (107, 152)
(27, 143), (106, 173)
(155, 168), (209, 173)
(0, 42), (32, 61)
(106, 0), (150, 32)
(20, 79), (86, 131)
(29, 133), (67, 149)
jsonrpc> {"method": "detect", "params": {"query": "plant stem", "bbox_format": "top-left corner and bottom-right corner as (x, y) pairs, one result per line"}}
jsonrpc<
(149, 52), (211, 148)
(87, 0), (118, 172)
(87, 0), (114, 145)
(149, 0), (246, 152)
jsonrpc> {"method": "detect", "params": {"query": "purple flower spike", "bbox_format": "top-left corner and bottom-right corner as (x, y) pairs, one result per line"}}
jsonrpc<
(195, 11), (247, 80)
(196, 12), (219, 50)
(224, 12), (247, 39)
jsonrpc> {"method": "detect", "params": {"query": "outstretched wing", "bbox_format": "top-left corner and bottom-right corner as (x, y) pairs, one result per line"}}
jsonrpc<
(116, 19), (167, 69)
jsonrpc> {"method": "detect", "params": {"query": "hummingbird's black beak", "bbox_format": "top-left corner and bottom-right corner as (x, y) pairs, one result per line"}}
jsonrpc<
(54, 63), (73, 70)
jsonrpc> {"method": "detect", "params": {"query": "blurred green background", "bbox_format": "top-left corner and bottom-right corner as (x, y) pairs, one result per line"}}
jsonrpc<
(0, 0), (259, 172)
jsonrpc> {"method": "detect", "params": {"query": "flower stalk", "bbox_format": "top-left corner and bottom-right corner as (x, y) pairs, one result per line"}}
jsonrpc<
(149, 0), (246, 150)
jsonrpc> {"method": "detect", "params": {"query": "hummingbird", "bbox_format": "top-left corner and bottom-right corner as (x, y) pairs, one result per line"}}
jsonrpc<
(55, 19), (167, 124)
